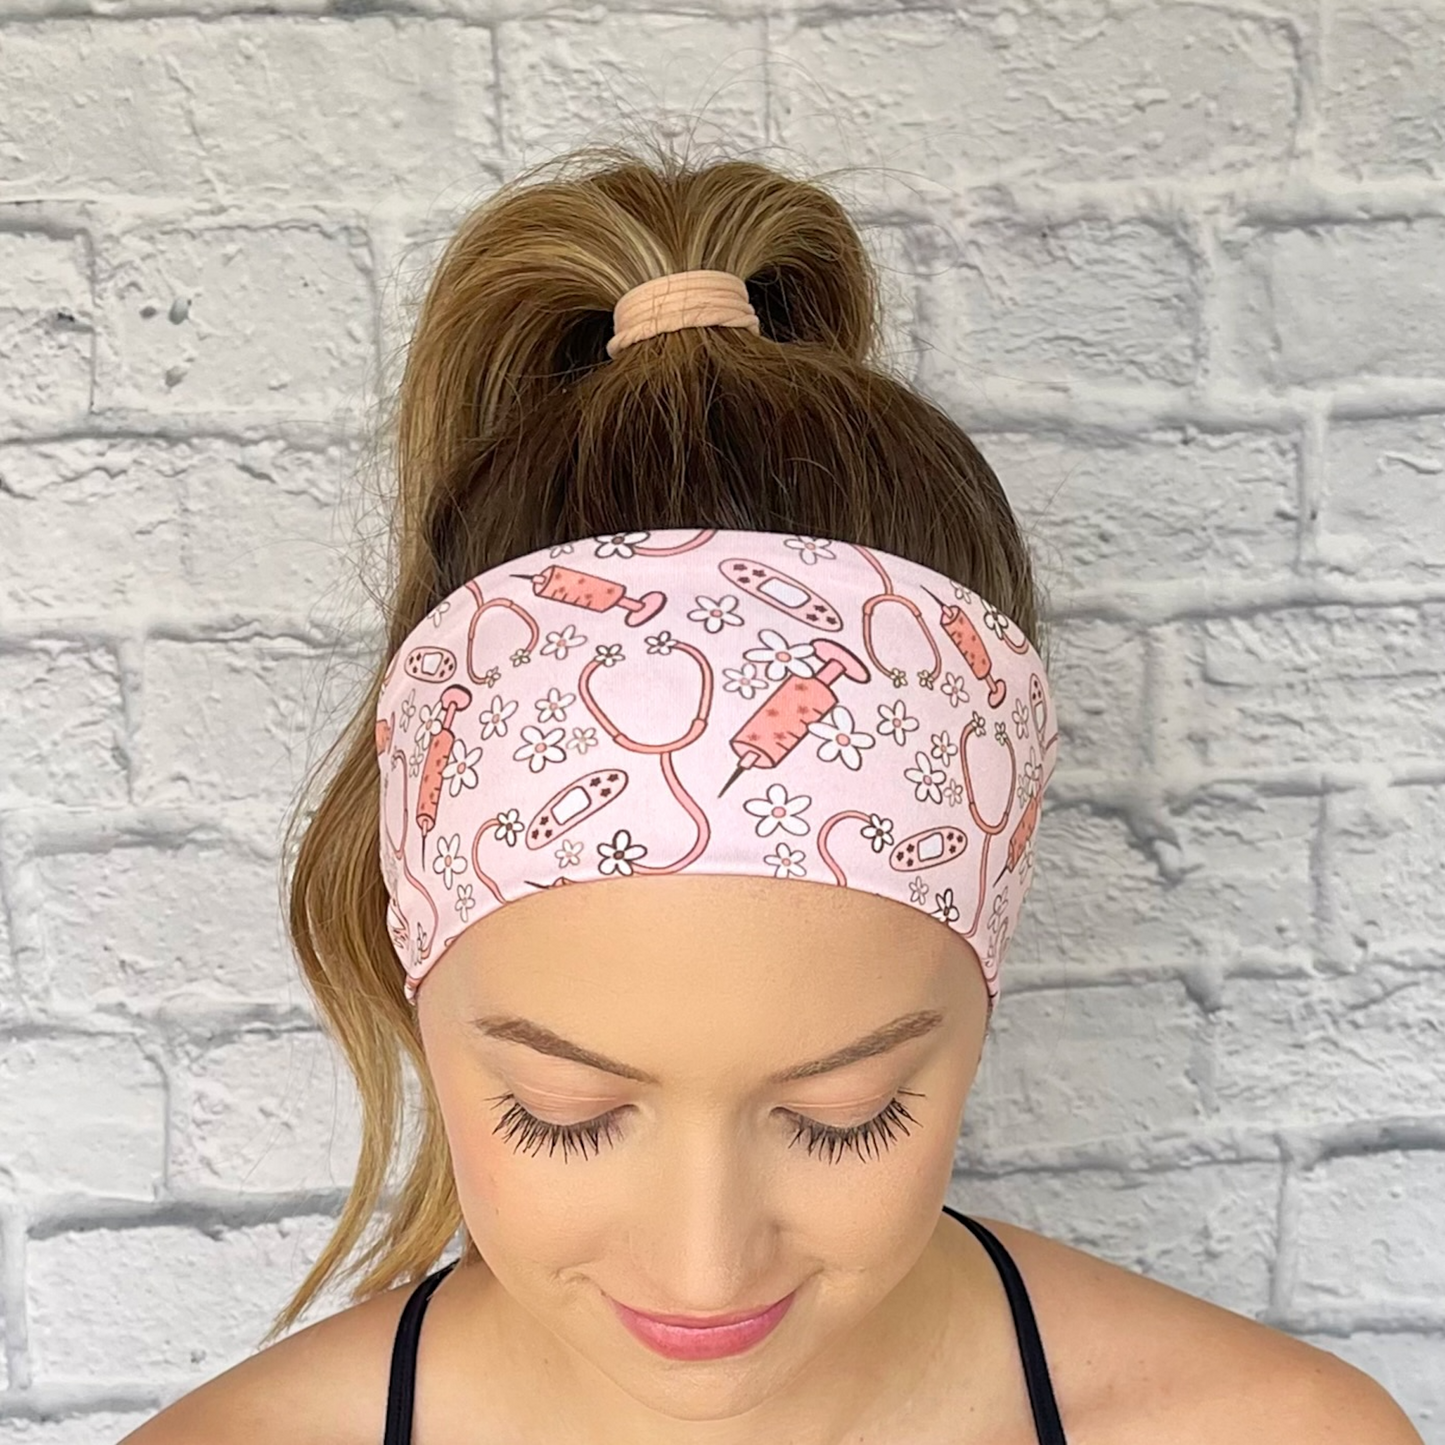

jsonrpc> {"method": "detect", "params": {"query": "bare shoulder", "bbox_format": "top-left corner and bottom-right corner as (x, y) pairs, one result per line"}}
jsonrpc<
(972, 1216), (1425, 1445)
(117, 1274), (416, 1445)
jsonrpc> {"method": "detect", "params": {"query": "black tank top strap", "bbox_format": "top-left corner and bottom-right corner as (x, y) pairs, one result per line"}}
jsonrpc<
(944, 1205), (1068, 1445)
(381, 1217), (1066, 1445)
(382, 1259), (458, 1445)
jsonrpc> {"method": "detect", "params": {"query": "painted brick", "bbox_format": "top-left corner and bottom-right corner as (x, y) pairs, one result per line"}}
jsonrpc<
(0, 1414), (155, 1444)
(1157, 606), (1445, 772)
(497, 15), (766, 164)
(0, 18), (499, 200)
(771, 6), (1296, 190)
(963, 981), (1204, 1154)
(36, 837), (298, 1008)
(936, 216), (1198, 390)
(0, 439), (187, 617)
(1039, 618), (1147, 775)
(1322, 2), (1445, 179)
(1316, 412), (1445, 581)
(0, 644), (127, 808)
(983, 429), (1300, 589)
(95, 219), (375, 421)
(0, 1218), (11, 1390)
(1291, 1150), (1445, 1305)
(0, 232), (92, 427)
(27, 1216), (344, 1383)
(134, 637), (360, 811)
(1210, 969), (1445, 1126)
(175, 440), (357, 618)
(1008, 790), (1316, 980)
(0, 905), (14, 1003)
(168, 1030), (362, 1194)
(0, 1034), (164, 1195)
(1218, 218), (1445, 387)
(0, 431), (359, 659)
(1322, 784), (1445, 964)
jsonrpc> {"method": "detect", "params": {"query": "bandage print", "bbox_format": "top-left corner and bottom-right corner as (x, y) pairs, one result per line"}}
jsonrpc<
(376, 529), (1060, 1007)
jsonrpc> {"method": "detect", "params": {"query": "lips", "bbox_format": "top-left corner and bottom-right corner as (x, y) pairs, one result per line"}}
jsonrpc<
(608, 1288), (797, 1360)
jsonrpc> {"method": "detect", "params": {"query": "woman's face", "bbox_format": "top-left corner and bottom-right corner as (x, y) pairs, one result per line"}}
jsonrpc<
(416, 874), (990, 1437)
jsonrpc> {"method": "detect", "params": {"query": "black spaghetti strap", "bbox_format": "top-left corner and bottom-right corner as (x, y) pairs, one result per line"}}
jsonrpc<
(944, 1205), (1068, 1445)
(382, 1260), (458, 1445)
(383, 1219), (1066, 1445)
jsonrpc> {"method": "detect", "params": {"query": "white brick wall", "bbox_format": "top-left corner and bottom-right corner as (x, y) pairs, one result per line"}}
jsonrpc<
(1, 1), (1441, 1439)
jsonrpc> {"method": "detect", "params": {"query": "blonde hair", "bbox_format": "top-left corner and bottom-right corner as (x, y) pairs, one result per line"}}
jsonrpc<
(267, 131), (1050, 1342)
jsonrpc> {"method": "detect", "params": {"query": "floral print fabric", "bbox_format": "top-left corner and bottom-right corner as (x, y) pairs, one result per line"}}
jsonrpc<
(376, 529), (1060, 1011)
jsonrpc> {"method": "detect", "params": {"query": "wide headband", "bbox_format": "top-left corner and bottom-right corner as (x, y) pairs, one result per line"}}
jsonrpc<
(375, 529), (1059, 1014)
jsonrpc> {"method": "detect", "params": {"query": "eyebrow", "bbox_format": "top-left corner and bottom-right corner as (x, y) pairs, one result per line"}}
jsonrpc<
(468, 1008), (945, 1086)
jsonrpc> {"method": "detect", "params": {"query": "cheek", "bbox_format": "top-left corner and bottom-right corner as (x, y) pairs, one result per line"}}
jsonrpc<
(451, 1139), (608, 1288)
(430, 1061), (598, 1265)
(427, 1054), (505, 1208)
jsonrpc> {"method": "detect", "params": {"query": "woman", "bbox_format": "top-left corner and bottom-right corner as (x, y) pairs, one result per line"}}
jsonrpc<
(125, 140), (1423, 1445)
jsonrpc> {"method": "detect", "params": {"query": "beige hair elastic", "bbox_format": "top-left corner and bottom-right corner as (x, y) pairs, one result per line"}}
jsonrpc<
(607, 269), (762, 359)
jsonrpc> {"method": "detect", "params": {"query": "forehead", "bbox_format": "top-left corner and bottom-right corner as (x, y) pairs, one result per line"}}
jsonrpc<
(438, 873), (971, 1010)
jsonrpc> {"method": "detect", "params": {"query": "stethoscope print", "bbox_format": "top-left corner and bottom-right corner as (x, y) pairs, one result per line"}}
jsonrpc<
(377, 530), (1059, 993)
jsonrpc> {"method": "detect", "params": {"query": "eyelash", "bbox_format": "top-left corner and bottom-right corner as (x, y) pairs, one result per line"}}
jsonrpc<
(487, 1090), (924, 1166)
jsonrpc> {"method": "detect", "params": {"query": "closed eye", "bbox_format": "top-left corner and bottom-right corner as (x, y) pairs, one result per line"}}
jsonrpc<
(486, 1091), (924, 1165)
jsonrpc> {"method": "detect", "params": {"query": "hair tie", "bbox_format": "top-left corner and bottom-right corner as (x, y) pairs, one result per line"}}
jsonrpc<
(608, 269), (760, 359)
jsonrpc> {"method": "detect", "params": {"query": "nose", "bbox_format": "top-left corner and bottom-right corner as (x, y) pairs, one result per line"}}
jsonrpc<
(623, 1151), (782, 1316)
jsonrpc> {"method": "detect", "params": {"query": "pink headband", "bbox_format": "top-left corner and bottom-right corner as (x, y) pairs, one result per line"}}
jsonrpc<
(375, 528), (1059, 1014)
